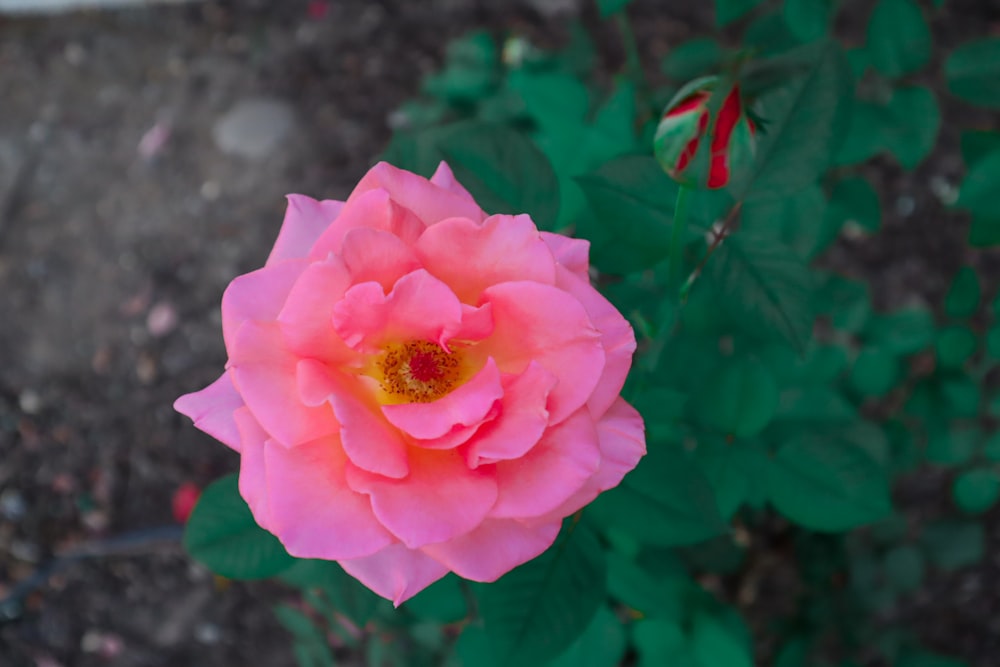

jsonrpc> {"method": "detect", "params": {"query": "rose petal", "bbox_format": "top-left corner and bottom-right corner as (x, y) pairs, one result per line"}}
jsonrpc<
(416, 214), (557, 304)
(349, 161), (485, 226)
(174, 372), (245, 452)
(552, 265), (637, 418)
(277, 255), (357, 365)
(490, 407), (601, 520)
(587, 397), (647, 491)
(478, 281), (605, 425)
(465, 361), (557, 466)
(429, 162), (478, 205)
(346, 448), (498, 549)
(540, 232), (591, 281)
(341, 227), (422, 291)
(297, 359), (409, 479)
(221, 259), (309, 350)
(309, 188), (425, 259)
(228, 321), (338, 447)
(382, 358), (502, 440)
(339, 543), (449, 606)
(263, 435), (395, 560)
(422, 517), (560, 582)
(451, 303), (494, 347)
(267, 195), (344, 266)
(264, 195), (344, 266)
(332, 270), (464, 352)
(233, 406), (272, 529)
(536, 397), (646, 521)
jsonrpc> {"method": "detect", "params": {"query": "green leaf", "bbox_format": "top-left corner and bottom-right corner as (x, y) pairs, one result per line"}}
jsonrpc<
(741, 184), (829, 258)
(945, 38), (1000, 108)
(438, 123), (560, 229)
(866, 0), (932, 78)
(549, 606), (627, 667)
(478, 519), (607, 667)
(832, 99), (884, 166)
(953, 467), (1000, 514)
(945, 266), (981, 319)
(381, 124), (454, 178)
(935, 325), (977, 369)
(834, 87), (940, 169)
(742, 12), (803, 56)
(707, 232), (815, 351)
(956, 148), (1000, 219)
(690, 610), (754, 667)
(969, 216), (1000, 247)
(606, 553), (691, 620)
(783, 0), (835, 42)
(767, 434), (892, 531)
(983, 430), (1000, 461)
(423, 31), (499, 104)
(732, 40), (851, 201)
(883, 544), (925, 593)
(881, 86), (941, 169)
(662, 38), (724, 82)
(960, 130), (1000, 168)
(850, 347), (901, 398)
(716, 0), (767, 26)
(274, 605), (336, 667)
(597, 0), (633, 17)
(183, 474), (294, 580)
(829, 176), (881, 233)
(692, 438), (764, 519)
(920, 520), (984, 571)
(278, 559), (382, 626)
(898, 648), (970, 667)
(576, 156), (728, 274)
(633, 619), (700, 666)
(589, 439), (727, 547)
(404, 573), (468, 623)
(988, 326), (1000, 359)
(692, 355), (779, 437)
(865, 307), (936, 354)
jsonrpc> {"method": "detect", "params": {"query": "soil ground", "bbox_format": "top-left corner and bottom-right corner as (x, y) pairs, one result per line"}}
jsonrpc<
(0, 1), (997, 666)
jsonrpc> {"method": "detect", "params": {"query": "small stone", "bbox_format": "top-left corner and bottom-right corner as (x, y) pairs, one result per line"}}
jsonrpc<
(18, 389), (42, 415)
(200, 180), (221, 201)
(64, 42), (85, 67)
(212, 98), (295, 161)
(0, 488), (27, 520)
(194, 622), (221, 644)
(894, 195), (915, 217)
(146, 302), (178, 337)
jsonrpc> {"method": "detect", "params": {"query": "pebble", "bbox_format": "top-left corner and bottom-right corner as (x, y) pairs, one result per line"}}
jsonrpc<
(194, 621), (221, 644)
(18, 389), (42, 415)
(212, 98), (295, 161)
(0, 488), (27, 520)
(146, 301), (178, 337)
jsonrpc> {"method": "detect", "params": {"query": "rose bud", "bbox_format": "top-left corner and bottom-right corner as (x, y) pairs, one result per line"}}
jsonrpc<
(175, 161), (646, 605)
(653, 76), (756, 189)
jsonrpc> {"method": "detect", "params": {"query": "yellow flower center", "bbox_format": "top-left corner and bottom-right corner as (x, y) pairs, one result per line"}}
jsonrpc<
(374, 340), (466, 404)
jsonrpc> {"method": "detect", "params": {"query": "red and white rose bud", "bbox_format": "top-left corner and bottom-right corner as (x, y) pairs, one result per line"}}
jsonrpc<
(653, 76), (756, 190)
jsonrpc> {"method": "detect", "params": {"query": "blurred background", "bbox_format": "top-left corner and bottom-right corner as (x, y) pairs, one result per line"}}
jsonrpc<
(0, 1), (997, 666)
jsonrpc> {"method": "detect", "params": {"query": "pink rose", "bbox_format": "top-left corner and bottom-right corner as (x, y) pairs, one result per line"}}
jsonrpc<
(175, 162), (645, 604)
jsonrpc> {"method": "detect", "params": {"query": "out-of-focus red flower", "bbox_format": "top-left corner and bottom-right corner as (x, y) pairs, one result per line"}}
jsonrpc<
(172, 482), (201, 524)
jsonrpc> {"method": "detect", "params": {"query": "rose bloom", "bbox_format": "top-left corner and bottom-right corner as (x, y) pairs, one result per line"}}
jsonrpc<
(175, 161), (645, 604)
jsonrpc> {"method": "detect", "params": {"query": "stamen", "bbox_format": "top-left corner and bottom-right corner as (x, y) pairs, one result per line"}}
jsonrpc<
(376, 341), (463, 403)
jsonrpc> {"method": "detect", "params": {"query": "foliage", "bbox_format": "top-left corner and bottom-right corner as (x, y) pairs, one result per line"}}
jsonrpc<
(183, 2), (1000, 666)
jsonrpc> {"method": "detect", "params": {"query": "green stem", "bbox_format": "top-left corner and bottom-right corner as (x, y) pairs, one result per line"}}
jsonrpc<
(668, 185), (692, 291)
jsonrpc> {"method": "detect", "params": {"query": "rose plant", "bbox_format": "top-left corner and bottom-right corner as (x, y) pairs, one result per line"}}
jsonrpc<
(171, 1), (1000, 664)
(176, 160), (645, 604)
